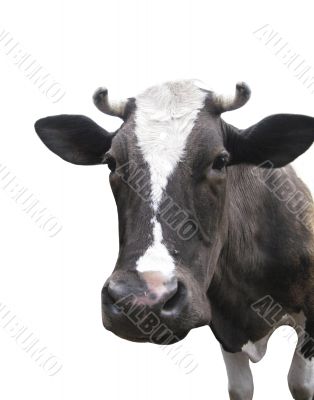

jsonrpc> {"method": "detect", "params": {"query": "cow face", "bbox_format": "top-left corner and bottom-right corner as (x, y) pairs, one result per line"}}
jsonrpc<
(35, 80), (314, 344)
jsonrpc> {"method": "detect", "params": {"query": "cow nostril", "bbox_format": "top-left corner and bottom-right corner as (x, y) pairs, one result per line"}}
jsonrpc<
(161, 282), (187, 316)
(106, 285), (118, 303)
(102, 285), (124, 316)
(107, 282), (121, 302)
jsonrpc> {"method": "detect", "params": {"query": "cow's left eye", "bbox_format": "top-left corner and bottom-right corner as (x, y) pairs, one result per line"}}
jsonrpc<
(212, 152), (229, 171)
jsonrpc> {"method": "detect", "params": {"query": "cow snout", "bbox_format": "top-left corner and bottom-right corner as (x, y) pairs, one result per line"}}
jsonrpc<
(108, 274), (178, 307)
(101, 271), (189, 343)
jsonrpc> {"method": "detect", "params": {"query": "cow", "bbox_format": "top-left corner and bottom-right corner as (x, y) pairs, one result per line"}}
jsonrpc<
(35, 80), (314, 399)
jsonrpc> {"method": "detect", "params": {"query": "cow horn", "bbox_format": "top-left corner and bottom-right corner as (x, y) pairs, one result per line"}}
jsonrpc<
(93, 87), (128, 119)
(212, 82), (251, 113)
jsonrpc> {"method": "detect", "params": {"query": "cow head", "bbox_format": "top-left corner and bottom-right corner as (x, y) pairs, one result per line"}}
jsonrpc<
(35, 80), (314, 344)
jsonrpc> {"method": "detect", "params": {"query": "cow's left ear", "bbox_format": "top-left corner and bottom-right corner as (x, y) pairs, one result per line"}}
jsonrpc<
(35, 115), (114, 165)
(227, 114), (314, 168)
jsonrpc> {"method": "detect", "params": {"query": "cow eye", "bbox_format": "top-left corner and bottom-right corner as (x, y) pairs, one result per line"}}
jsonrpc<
(212, 152), (229, 171)
(103, 153), (116, 172)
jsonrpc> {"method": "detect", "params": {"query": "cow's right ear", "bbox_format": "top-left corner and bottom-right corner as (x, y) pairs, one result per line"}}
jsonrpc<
(35, 115), (114, 165)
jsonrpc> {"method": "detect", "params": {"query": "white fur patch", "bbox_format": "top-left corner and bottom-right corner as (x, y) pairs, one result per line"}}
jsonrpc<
(288, 313), (314, 398)
(289, 350), (314, 398)
(134, 81), (206, 276)
(242, 336), (269, 363)
(221, 347), (254, 399)
(136, 217), (175, 276)
(241, 313), (296, 362)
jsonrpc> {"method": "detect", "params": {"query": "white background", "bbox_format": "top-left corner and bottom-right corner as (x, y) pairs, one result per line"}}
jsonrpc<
(1, 1), (313, 399)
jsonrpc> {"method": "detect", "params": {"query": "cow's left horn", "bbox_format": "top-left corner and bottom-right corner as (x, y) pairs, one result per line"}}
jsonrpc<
(93, 87), (127, 119)
(213, 82), (251, 113)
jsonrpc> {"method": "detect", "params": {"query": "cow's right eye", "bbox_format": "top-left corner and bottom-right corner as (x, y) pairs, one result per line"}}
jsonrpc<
(103, 154), (116, 172)
(212, 152), (230, 171)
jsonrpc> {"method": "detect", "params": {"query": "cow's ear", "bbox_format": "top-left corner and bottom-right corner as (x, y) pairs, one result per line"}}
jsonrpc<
(227, 114), (314, 168)
(35, 115), (114, 165)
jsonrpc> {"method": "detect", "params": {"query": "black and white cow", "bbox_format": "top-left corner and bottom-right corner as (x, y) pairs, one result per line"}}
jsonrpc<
(35, 80), (314, 400)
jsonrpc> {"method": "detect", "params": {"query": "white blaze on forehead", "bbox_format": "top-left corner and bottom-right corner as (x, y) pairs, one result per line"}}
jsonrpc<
(135, 80), (207, 209)
(134, 80), (206, 276)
